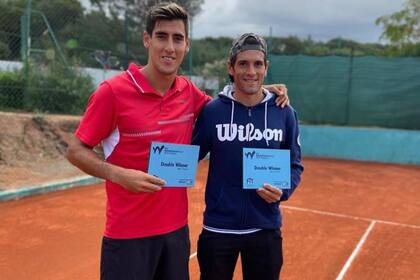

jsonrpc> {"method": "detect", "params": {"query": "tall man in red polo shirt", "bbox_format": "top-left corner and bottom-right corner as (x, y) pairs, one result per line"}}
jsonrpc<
(66, 2), (288, 280)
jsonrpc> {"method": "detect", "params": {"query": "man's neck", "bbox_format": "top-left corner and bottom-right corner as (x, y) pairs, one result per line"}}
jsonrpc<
(233, 88), (265, 107)
(140, 65), (176, 95)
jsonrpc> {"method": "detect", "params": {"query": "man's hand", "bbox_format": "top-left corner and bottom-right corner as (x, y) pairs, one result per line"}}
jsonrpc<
(256, 184), (282, 203)
(263, 84), (289, 108)
(111, 167), (166, 193)
(66, 135), (165, 194)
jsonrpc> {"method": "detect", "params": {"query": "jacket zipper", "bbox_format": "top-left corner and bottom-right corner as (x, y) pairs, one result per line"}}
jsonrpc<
(241, 106), (253, 225)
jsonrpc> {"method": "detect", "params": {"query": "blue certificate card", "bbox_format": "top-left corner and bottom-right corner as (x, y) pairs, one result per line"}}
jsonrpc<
(243, 148), (291, 189)
(148, 142), (199, 187)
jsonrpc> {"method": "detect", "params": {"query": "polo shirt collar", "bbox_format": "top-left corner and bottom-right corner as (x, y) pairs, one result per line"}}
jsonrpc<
(126, 63), (187, 96)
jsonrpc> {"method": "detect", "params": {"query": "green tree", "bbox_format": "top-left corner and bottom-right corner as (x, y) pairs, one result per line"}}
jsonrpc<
(26, 61), (94, 114)
(33, 0), (84, 37)
(190, 37), (231, 71)
(0, 0), (84, 60)
(201, 58), (228, 94)
(0, 1), (25, 59)
(376, 0), (420, 45)
(59, 10), (139, 68)
(282, 36), (302, 54)
(90, 0), (204, 32)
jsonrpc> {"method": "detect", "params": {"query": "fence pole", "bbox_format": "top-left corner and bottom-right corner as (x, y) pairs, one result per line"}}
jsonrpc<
(22, 0), (32, 110)
(20, 15), (28, 65)
(25, 0), (32, 59)
(33, 11), (68, 67)
(124, 10), (129, 69)
(345, 47), (355, 125)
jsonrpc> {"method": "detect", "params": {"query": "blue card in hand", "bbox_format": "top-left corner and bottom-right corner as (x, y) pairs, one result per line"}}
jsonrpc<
(148, 142), (199, 187)
(243, 148), (291, 189)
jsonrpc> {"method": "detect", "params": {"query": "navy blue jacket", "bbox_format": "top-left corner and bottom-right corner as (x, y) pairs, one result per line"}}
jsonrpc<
(192, 85), (304, 230)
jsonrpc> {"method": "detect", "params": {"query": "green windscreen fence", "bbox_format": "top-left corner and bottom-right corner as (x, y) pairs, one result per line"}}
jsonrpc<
(267, 55), (420, 130)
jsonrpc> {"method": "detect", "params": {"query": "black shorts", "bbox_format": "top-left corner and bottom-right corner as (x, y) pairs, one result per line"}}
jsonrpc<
(100, 225), (190, 280)
(197, 229), (283, 280)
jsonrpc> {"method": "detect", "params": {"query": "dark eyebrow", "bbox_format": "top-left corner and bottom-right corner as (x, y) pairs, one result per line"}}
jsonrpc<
(173, 33), (185, 39)
(154, 31), (168, 36)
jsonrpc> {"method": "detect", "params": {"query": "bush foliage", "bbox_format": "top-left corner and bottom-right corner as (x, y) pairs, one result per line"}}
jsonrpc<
(0, 64), (93, 114)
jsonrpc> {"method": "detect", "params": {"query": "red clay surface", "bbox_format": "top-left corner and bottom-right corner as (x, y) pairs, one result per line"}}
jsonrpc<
(1, 158), (420, 280)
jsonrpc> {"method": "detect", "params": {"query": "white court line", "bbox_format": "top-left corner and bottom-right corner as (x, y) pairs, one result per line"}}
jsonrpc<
(190, 252), (197, 259)
(335, 221), (376, 280)
(282, 205), (420, 230)
(189, 206), (419, 275)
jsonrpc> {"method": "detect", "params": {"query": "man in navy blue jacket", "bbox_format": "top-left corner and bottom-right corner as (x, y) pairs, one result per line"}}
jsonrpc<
(192, 33), (304, 280)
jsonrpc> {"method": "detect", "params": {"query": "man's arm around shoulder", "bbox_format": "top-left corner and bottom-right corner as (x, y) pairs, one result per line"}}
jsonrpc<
(280, 108), (304, 201)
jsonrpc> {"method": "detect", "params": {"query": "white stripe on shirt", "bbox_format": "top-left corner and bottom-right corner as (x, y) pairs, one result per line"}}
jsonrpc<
(203, 225), (262, 235)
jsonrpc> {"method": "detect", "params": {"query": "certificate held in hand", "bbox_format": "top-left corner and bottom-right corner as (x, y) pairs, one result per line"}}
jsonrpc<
(148, 142), (200, 187)
(243, 148), (291, 189)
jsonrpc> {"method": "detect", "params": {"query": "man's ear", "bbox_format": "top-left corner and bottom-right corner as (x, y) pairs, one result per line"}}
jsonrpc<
(227, 60), (234, 76)
(143, 31), (151, 48)
(264, 60), (270, 77)
(185, 39), (190, 53)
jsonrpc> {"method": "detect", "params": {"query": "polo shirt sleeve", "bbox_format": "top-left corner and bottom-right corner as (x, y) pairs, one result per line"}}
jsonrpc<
(75, 82), (117, 148)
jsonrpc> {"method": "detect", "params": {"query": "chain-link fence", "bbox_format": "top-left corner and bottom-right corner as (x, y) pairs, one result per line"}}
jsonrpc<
(1, 1), (419, 130)
(0, 5), (24, 110)
(0, 0), (154, 114)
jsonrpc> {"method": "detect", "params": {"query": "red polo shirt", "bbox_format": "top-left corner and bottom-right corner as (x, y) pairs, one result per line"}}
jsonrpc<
(76, 63), (211, 238)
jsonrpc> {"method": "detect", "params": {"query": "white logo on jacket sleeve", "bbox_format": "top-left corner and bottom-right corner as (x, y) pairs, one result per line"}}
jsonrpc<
(216, 123), (282, 142)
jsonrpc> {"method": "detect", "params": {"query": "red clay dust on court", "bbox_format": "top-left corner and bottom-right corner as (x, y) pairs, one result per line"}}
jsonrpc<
(1, 158), (420, 280)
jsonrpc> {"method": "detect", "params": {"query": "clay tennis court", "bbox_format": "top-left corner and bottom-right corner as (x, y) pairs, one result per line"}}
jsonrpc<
(1, 158), (420, 279)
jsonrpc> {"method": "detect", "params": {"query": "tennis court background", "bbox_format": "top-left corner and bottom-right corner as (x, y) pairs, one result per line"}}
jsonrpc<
(1, 158), (420, 279)
(1, 2), (420, 278)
